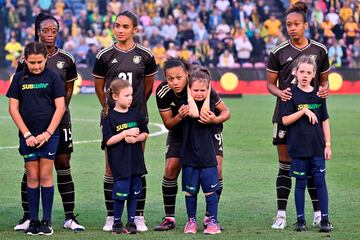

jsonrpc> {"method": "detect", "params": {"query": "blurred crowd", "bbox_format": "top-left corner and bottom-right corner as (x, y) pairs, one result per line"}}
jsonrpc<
(1, 0), (360, 69)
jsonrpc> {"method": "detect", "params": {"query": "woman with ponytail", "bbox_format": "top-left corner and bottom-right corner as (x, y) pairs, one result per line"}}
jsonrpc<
(15, 13), (84, 232)
(266, 1), (330, 230)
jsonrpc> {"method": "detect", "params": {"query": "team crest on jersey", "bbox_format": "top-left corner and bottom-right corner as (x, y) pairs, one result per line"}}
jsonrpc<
(133, 56), (141, 64)
(278, 130), (286, 139)
(56, 61), (65, 69)
(309, 55), (317, 61)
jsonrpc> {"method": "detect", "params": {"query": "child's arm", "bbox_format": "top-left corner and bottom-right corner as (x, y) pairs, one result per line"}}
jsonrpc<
(187, 85), (199, 118)
(125, 132), (148, 144)
(106, 128), (140, 146)
(8, 98), (38, 146)
(323, 119), (332, 160)
(36, 96), (66, 148)
(200, 85), (211, 113)
(282, 108), (318, 126)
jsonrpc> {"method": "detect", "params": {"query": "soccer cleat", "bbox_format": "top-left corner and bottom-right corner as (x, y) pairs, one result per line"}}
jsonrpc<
(25, 220), (39, 235)
(203, 218), (221, 235)
(271, 215), (287, 229)
(112, 220), (123, 234)
(313, 214), (321, 227)
(134, 216), (148, 232)
(154, 217), (176, 231)
(103, 216), (114, 232)
(14, 217), (30, 231)
(123, 222), (137, 234)
(64, 216), (85, 231)
(319, 220), (333, 232)
(184, 218), (197, 234)
(38, 220), (54, 236)
(293, 220), (306, 232)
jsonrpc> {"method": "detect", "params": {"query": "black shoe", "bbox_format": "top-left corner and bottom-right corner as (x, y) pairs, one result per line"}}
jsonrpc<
(25, 220), (39, 235)
(319, 220), (333, 232)
(154, 217), (176, 231)
(38, 220), (54, 235)
(112, 220), (123, 234)
(293, 220), (306, 232)
(123, 222), (137, 234)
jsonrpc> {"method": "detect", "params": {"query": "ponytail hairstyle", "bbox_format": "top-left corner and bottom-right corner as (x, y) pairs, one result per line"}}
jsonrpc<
(116, 10), (138, 27)
(23, 42), (48, 79)
(34, 12), (60, 41)
(292, 55), (317, 82)
(106, 79), (132, 106)
(188, 66), (211, 88)
(164, 57), (191, 75)
(285, 1), (308, 22)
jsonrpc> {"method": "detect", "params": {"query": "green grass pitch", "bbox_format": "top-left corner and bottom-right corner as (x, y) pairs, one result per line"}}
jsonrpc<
(0, 94), (359, 239)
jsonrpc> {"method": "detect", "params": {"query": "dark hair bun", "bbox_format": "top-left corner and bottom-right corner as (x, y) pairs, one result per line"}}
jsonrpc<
(290, 1), (308, 15)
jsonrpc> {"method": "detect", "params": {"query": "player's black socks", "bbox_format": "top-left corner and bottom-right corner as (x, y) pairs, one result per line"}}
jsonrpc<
(276, 162), (291, 210)
(307, 176), (320, 211)
(162, 176), (178, 217)
(216, 178), (223, 201)
(21, 171), (30, 219)
(104, 175), (114, 216)
(57, 168), (75, 219)
(136, 175), (146, 216)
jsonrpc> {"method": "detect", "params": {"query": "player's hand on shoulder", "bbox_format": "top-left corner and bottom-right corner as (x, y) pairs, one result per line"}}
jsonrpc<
(304, 108), (318, 125)
(281, 87), (292, 101)
(317, 86), (329, 99)
(178, 104), (190, 119)
(199, 109), (216, 124)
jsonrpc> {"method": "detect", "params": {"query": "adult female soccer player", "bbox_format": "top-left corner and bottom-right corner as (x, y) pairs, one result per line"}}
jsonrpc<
(266, 2), (330, 229)
(92, 10), (157, 232)
(7, 41), (66, 235)
(155, 58), (230, 231)
(15, 13), (85, 231)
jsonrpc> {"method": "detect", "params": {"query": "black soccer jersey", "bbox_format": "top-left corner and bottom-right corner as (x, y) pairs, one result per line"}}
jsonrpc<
(92, 44), (158, 119)
(17, 48), (78, 127)
(6, 68), (66, 136)
(281, 86), (329, 158)
(102, 108), (149, 180)
(267, 39), (331, 122)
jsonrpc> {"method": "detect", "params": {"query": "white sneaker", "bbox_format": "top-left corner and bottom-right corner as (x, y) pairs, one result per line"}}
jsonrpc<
(102, 216), (114, 232)
(64, 218), (85, 231)
(271, 215), (287, 229)
(14, 218), (30, 231)
(313, 211), (321, 227)
(134, 216), (148, 232)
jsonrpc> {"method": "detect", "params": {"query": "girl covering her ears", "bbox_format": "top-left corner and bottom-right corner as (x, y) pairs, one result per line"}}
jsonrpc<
(101, 79), (148, 234)
(281, 55), (332, 232)
(7, 41), (66, 235)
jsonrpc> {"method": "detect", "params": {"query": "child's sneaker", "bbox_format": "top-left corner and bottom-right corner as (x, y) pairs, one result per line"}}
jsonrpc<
(293, 220), (306, 232)
(202, 216), (210, 228)
(112, 220), (123, 234)
(103, 216), (114, 231)
(203, 219), (221, 235)
(25, 220), (39, 235)
(123, 222), (137, 234)
(38, 220), (54, 236)
(63, 215), (85, 231)
(319, 220), (333, 232)
(184, 218), (197, 234)
(154, 217), (176, 231)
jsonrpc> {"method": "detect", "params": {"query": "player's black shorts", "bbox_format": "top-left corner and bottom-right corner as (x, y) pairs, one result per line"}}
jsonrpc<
(56, 125), (73, 154)
(165, 130), (224, 159)
(272, 122), (287, 145)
